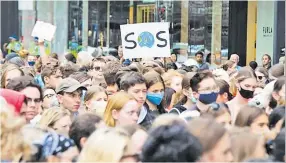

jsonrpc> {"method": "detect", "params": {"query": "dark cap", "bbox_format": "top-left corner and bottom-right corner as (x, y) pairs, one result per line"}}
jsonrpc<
(56, 77), (87, 94)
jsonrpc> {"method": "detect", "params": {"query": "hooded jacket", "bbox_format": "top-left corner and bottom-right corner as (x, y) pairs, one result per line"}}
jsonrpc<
(0, 89), (26, 114)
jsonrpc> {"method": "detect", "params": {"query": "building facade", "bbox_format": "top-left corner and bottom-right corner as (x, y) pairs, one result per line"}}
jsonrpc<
(1, 0), (285, 66)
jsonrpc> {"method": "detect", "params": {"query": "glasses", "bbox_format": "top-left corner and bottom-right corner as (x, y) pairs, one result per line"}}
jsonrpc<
(26, 97), (42, 104)
(44, 94), (55, 99)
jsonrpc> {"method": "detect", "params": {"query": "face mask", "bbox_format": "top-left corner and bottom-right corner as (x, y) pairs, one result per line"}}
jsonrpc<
(90, 101), (107, 116)
(198, 92), (218, 104)
(50, 95), (59, 107)
(239, 86), (254, 99)
(146, 92), (164, 106)
(188, 92), (197, 103)
(28, 61), (35, 66)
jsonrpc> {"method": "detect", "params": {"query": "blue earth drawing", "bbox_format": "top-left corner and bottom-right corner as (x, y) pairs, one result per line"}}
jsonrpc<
(138, 31), (155, 48)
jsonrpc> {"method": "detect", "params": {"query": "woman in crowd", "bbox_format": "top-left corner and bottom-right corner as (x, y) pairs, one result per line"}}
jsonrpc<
(216, 79), (233, 103)
(235, 105), (269, 136)
(187, 117), (233, 162)
(84, 85), (107, 116)
(270, 76), (285, 109)
(162, 69), (183, 93)
(42, 88), (59, 110)
(143, 70), (167, 117)
(78, 127), (138, 162)
(1, 63), (24, 88)
(227, 67), (257, 123)
(104, 92), (139, 127)
(38, 107), (72, 137)
(262, 54), (272, 70)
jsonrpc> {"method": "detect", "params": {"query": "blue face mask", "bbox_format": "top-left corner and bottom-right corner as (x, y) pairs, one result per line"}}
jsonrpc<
(199, 92), (218, 104)
(146, 92), (164, 106)
(28, 61), (35, 66)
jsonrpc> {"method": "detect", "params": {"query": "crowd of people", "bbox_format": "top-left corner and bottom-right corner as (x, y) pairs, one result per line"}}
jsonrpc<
(0, 41), (285, 163)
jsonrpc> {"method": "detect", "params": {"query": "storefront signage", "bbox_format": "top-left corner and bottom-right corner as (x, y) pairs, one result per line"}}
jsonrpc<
(120, 22), (170, 59)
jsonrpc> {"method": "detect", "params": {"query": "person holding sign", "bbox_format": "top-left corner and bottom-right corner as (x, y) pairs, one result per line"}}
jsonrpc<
(6, 35), (23, 54)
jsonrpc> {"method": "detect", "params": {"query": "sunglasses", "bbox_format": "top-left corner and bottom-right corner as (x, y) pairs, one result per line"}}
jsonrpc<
(257, 76), (265, 80)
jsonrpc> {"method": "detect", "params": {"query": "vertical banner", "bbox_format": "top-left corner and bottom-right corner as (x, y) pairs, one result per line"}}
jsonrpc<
(120, 22), (170, 59)
(256, 1), (275, 65)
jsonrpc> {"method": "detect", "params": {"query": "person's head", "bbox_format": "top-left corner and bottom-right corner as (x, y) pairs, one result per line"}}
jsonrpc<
(234, 67), (257, 100)
(103, 61), (121, 97)
(235, 106), (269, 135)
(41, 65), (62, 89)
(6, 76), (43, 122)
(255, 67), (269, 85)
(50, 53), (58, 60)
(187, 118), (233, 162)
(42, 88), (59, 110)
(230, 53), (240, 65)
(269, 64), (284, 80)
(151, 114), (185, 128)
(65, 53), (76, 64)
(76, 51), (93, 68)
(141, 122), (202, 162)
(262, 54), (271, 66)
(120, 72), (147, 107)
(269, 106), (285, 132)
(144, 71), (165, 107)
(1, 64), (24, 88)
(170, 53), (177, 62)
(221, 60), (236, 74)
(20, 66), (36, 78)
(195, 51), (204, 63)
(0, 89), (27, 115)
(216, 79), (232, 103)
(190, 71), (219, 107)
(8, 57), (25, 67)
(84, 86), (107, 115)
(203, 103), (231, 128)
(104, 92), (139, 127)
(78, 127), (137, 162)
(1, 108), (31, 162)
(165, 62), (178, 70)
(69, 72), (92, 89)
(272, 128), (285, 162)
(38, 108), (71, 137)
(69, 113), (103, 151)
(121, 124), (148, 154)
(229, 127), (266, 162)
(162, 69), (183, 93)
(88, 57), (106, 79)
(249, 61), (258, 70)
(60, 62), (80, 78)
(56, 77), (87, 113)
(271, 76), (285, 107)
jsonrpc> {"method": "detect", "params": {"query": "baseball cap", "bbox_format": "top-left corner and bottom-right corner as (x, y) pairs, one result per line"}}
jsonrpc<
(56, 77), (87, 94)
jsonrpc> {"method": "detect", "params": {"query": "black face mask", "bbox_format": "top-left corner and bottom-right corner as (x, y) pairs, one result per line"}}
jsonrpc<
(239, 86), (254, 99)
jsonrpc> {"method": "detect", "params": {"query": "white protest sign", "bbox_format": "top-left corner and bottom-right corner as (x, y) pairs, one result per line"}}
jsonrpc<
(120, 22), (170, 59)
(31, 21), (56, 41)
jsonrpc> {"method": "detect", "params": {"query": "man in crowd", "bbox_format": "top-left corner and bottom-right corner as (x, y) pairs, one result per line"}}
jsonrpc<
(56, 77), (87, 119)
(6, 75), (43, 123)
(41, 65), (63, 90)
(195, 51), (209, 70)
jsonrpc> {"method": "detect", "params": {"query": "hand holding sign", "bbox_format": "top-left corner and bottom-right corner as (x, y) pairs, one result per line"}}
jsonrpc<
(120, 22), (170, 59)
(31, 21), (56, 41)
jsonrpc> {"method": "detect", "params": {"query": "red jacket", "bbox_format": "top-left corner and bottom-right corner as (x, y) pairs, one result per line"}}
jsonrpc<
(0, 89), (26, 114)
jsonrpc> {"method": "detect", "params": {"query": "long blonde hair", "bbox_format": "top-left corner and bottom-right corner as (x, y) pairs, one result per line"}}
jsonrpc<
(104, 92), (135, 127)
(78, 127), (134, 162)
(1, 104), (31, 161)
(38, 107), (70, 128)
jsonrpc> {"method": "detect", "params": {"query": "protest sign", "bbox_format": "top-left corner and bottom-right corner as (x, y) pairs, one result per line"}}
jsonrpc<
(31, 21), (56, 41)
(120, 22), (170, 59)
